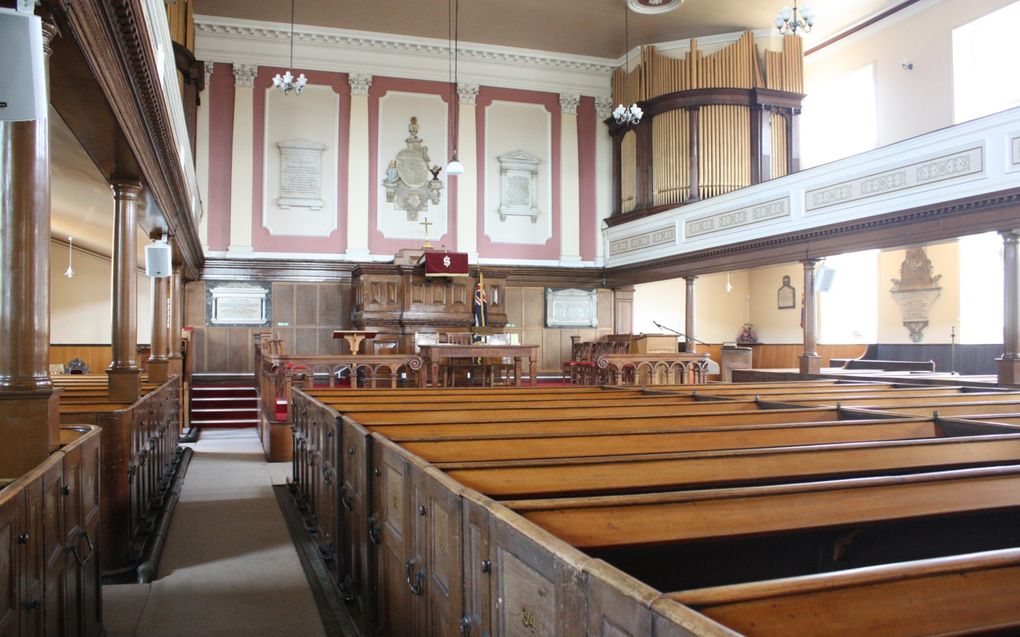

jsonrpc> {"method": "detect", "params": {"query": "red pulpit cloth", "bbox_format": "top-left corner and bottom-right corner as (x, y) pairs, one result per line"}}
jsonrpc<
(421, 251), (469, 277)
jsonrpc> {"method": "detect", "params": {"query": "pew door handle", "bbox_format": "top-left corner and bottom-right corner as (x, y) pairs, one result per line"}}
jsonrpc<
(69, 529), (95, 566)
(340, 484), (354, 511)
(405, 556), (425, 596)
(368, 516), (381, 545)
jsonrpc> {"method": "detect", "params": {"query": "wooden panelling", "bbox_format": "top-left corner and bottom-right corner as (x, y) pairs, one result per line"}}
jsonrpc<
(295, 286), (319, 326)
(747, 343), (868, 370)
(273, 284), (295, 325)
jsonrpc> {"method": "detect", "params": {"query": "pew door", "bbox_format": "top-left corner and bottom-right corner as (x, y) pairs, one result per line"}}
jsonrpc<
(488, 509), (586, 637)
(419, 468), (464, 637)
(79, 432), (102, 637)
(0, 490), (21, 637)
(21, 471), (46, 636)
(61, 444), (84, 636)
(340, 419), (372, 636)
(43, 459), (66, 637)
(460, 492), (492, 637)
(371, 437), (417, 636)
(583, 560), (655, 637)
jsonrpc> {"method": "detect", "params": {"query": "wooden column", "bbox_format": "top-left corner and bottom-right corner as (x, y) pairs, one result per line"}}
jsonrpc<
(168, 264), (184, 377)
(799, 258), (821, 374)
(613, 286), (635, 335)
(0, 19), (60, 474)
(108, 180), (143, 401)
(684, 276), (697, 353)
(148, 270), (171, 384)
(998, 230), (1020, 385)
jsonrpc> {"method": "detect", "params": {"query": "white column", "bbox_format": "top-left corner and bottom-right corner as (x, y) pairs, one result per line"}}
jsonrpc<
(196, 63), (213, 251)
(456, 83), (479, 261)
(227, 63), (257, 255)
(595, 97), (613, 266)
(559, 94), (581, 265)
(346, 73), (372, 260)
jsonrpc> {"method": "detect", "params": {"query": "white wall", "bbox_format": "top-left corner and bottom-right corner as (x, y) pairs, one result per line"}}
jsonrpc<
(50, 240), (152, 345)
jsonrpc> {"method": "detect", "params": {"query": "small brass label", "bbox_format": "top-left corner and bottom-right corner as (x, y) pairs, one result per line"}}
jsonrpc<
(521, 607), (537, 633)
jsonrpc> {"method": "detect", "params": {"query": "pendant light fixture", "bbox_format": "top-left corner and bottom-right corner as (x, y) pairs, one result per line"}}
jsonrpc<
(613, 2), (643, 126)
(272, 0), (307, 95)
(446, 0), (464, 175)
(64, 236), (75, 278)
(725, 272), (733, 293)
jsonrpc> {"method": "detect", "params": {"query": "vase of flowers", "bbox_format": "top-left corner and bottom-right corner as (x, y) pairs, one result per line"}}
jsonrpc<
(737, 323), (757, 344)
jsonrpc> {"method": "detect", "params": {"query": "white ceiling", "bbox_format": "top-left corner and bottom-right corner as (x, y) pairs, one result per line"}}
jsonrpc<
(193, 0), (904, 59)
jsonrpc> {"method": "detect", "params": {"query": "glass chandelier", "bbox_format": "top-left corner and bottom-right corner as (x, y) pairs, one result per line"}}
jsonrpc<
(775, 1), (815, 36)
(273, 0), (307, 95)
(614, 2), (643, 127)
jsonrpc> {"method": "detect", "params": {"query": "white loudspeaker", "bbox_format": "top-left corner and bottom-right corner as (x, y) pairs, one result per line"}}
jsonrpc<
(0, 9), (47, 122)
(815, 266), (836, 292)
(145, 240), (172, 278)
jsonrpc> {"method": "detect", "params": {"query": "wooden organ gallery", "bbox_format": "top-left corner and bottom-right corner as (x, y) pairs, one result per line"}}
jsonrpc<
(4, 0), (1020, 635)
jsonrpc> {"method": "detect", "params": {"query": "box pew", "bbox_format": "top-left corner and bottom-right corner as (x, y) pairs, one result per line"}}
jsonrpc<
(314, 394), (712, 413)
(345, 407), (843, 440)
(771, 393), (1020, 409)
(439, 430), (1020, 498)
(850, 401), (1020, 418)
(397, 419), (949, 463)
(56, 377), (182, 576)
(670, 547), (1020, 637)
(0, 426), (102, 637)
(687, 387), (967, 402)
(502, 465), (1020, 550)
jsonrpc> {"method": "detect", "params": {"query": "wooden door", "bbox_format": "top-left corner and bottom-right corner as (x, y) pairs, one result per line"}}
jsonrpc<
(460, 493), (492, 637)
(584, 560), (655, 637)
(0, 491), (21, 637)
(420, 468), (464, 637)
(80, 433), (102, 637)
(340, 419), (372, 637)
(21, 473), (45, 636)
(43, 461), (66, 637)
(371, 439), (416, 636)
(62, 445), (83, 637)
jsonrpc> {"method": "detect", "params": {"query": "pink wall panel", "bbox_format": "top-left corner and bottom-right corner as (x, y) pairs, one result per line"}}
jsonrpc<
(207, 62), (235, 251)
(250, 66), (350, 254)
(578, 96), (597, 262)
(475, 87), (561, 261)
(367, 77), (455, 255)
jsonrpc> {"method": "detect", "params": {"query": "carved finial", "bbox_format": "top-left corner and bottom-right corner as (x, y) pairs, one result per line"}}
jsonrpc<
(409, 117), (419, 138)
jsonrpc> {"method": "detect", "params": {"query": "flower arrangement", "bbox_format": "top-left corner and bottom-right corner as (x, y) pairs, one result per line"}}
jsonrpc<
(737, 323), (757, 344)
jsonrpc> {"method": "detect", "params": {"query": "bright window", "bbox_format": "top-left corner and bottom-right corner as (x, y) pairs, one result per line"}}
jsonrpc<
(819, 249), (878, 344)
(799, 64), (877, 168)
(953, 1), (1020, 123)
(959, 232), (1003, 343)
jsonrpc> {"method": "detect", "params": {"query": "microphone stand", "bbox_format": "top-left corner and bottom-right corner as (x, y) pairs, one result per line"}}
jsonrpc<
(652, 321), (710, 351)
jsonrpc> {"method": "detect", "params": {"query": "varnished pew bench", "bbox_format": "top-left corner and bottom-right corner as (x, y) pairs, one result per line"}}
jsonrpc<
(437, 427), (1020, 497)
(671, 547), (1020, 636)
(773, 392), (1020, 409)
(389, 416), (955, 463)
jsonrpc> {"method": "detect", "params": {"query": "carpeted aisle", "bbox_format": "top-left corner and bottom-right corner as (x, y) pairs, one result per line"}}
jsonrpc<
(103, 428), (326, 637)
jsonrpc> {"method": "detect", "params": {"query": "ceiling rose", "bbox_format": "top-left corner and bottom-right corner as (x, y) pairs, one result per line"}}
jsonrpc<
(627, 0), (685, 14)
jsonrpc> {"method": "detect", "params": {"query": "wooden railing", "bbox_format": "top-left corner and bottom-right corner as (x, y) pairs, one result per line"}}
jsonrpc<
(0, 425), (103, 636)
(596, 352), (712, 385)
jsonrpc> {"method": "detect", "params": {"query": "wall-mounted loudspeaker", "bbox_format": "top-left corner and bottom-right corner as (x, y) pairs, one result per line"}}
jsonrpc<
(145, 239), (172, 278)
(0, 9), (47, 122)
(815, 266), (836, 293)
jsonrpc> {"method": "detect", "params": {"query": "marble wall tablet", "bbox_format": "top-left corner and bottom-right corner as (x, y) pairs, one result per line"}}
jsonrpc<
(546, 288), (598, 328)
(207, 282), (271, 326)
(277, 139), (327, 210)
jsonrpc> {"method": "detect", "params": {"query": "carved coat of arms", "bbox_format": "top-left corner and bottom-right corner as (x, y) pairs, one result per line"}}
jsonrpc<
(383, 117), (443, 221)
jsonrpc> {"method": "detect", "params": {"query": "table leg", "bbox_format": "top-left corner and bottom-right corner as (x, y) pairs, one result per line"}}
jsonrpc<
(430, 360), (440, 388)
(529, 354), (536, 386)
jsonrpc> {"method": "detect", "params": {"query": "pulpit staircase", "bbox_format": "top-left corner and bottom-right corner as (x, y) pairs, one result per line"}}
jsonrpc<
(189, 373), (259, 429)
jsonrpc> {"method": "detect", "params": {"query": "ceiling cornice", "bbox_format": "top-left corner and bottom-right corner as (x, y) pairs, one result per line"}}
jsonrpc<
(194, 15), (615, 97)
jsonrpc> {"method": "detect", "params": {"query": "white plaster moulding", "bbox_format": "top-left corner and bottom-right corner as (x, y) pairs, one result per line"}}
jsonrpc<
(195, 16), (613, 98)
(803, 0), (945, 62)
(203, 250), (596, 267)
(605, 106), (1020, 269)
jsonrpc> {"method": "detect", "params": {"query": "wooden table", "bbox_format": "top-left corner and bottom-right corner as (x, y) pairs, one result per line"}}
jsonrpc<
(332, 330), (378, 355)
(418, 344), (538, 387)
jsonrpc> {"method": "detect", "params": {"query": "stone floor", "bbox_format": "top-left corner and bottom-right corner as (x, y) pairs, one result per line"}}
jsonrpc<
(103, 428), (326, 637)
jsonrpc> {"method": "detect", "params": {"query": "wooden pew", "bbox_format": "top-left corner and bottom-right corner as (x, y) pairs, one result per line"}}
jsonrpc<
(775, 393), (1020, 409)
(394, 418), (949, 463)
(57, 377), (182, 576)
(440, 431), (1020, 497)
(502, 465), (1020, 549)
(671, 548), (1020, 637)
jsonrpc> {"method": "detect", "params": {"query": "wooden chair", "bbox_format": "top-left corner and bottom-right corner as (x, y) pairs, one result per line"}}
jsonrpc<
(443, 332), (476, 386)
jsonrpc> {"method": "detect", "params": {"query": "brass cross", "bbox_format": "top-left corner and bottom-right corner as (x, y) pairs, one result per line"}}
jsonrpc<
(420, 217), (433, 249)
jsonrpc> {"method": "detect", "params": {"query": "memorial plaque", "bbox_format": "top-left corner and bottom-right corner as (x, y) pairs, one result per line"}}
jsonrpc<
(545, 288), (598, 328)
(277, 139), (327, 210)
(206, 282), (271, 326)
(498, 149), (541, 222)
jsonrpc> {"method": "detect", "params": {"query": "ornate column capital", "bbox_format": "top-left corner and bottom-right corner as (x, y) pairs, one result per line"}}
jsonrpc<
(595, 97), (613, 120)
(232, 63), (258, 88)
(204, 62), (215, 91)
(109, 179), (143, 201)
(349, 73), (373, 96)
(457, 83), (479, 105)
(559, 94), (580, 115)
